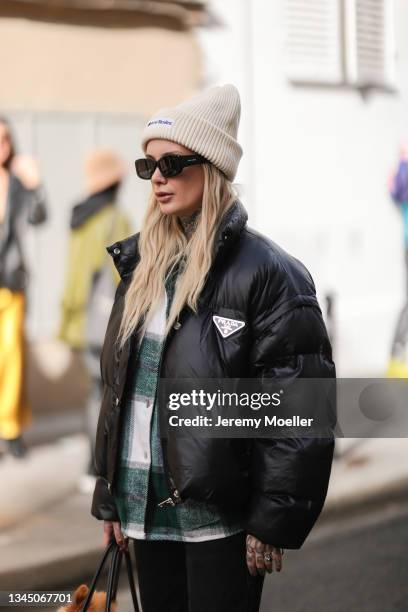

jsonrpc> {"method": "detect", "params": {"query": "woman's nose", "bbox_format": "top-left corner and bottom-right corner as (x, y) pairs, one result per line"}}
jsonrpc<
(151, 166), (166, 184)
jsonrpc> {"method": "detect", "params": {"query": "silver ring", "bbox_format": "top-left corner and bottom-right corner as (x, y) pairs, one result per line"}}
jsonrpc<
(263, 553), (272, 563)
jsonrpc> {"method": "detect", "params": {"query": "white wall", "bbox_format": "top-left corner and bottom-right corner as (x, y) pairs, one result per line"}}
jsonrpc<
(198, 0), (408, 375)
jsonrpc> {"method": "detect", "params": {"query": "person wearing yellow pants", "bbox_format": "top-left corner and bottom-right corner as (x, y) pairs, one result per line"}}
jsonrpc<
(0, 289), (31, 440)
(0, 117), (47, 457)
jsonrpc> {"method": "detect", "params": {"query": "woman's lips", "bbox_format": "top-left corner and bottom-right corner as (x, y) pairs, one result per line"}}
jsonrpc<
(156, 193), (174, 202)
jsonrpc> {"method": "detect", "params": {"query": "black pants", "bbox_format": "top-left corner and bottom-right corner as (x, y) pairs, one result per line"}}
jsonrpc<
(133, 531), (265, 612)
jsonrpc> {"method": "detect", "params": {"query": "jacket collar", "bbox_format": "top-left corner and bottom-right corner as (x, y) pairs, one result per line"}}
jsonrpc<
(107, 198), (248, 281)
(70, 184), (118, 229)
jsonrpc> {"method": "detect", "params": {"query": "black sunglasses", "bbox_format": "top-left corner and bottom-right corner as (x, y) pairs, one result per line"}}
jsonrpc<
(135, 153), (208, 180)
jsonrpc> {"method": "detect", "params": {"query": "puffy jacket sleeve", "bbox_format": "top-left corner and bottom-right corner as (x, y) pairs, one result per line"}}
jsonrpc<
(245, 255), (336, 549)
(90, 281), (128, 523)
(91, 477), (120, 521)
(91, 381), (121, 521)
(90, 382), (119, 520)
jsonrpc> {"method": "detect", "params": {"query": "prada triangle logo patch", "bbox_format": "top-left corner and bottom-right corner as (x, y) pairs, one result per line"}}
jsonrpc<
(213, 315), (245, 338)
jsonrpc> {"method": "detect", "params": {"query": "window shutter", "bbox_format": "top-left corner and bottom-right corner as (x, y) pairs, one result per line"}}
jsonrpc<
(285, 0), (343, 84)
(345, 0), (395, 87)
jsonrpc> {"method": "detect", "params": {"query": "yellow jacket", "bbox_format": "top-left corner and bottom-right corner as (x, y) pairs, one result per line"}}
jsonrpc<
(58, 203), (132, 349)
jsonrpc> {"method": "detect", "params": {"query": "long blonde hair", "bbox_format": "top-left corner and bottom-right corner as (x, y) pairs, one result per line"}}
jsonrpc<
(118, 163), (238, 347)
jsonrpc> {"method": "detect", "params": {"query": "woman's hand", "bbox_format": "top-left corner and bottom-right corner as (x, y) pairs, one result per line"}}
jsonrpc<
(103, 520), (129, 552)
(246, 534), (284, 576)
(10, 155), (41, 189)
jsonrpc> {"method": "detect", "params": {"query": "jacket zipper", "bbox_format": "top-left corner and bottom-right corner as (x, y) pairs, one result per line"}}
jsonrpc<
(154, 316), (183, 508)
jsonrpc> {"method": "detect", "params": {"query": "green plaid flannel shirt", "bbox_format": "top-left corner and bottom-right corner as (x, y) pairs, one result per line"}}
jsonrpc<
(114, 261), (244, 541)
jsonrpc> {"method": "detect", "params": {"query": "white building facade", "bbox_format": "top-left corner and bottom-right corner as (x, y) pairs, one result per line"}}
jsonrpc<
(198, 0), (408, 375)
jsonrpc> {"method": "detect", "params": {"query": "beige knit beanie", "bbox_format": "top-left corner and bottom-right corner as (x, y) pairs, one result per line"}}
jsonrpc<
(140, 84), (243, 182)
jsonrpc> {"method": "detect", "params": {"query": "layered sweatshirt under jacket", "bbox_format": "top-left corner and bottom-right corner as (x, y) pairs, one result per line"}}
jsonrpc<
(91, 199), (337, 549)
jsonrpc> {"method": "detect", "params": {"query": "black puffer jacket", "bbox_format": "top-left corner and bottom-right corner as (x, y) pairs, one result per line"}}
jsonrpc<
(91, 199), (336, 549)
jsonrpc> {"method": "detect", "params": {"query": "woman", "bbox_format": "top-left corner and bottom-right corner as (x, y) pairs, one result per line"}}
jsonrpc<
(91, 84), (336, 611)
(0, 117), (47, 457)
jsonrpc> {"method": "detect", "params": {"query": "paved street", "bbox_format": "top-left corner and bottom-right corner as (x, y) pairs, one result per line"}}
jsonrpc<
(258, 501), (408, 612)
(114, 500), (408, 612)
(1, 404), (407, 612)
(2, 440), (408, 612)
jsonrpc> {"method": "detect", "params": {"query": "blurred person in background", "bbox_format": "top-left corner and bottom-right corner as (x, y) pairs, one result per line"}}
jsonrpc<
(0, 117), (47, 458)
(387, 140), (408, 377)
(58, 149), (131, 492)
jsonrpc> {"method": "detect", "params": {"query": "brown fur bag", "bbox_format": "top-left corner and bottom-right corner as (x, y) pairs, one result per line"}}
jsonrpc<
(57, 541), (138, 612)
(57, 584), (118, 612)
